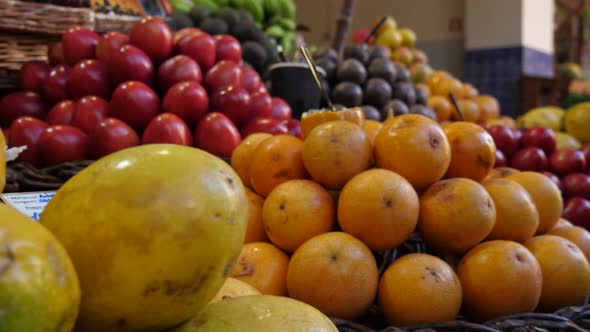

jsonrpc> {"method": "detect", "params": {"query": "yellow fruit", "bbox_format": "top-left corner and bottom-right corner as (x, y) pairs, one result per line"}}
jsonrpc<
(457, 240), (542, 321)
(418, 178), (496, 254)
(548, 226), (590, 262)
(208, 278), (260, 304)
(398, 28), (416, 47)
(565, 102), (590, 143)
(518, 107), (565, 132)
(40, 144), (249, 331)
(555, 131), (582, 150)
(483, 178), (539, 243)
(170, 295), (338, 332)
(506, 172), (563, 234)
(376, 28), (402, 49)
(0, 204), (80, 332)
(0, 129), (5, 193)
(525, 235), (590, 311)
(378, 254), (462, 326)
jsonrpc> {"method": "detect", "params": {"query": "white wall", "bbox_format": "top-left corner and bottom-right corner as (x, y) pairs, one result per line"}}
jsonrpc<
(465, 0), (523, 50)
(522, 0), (554, 53)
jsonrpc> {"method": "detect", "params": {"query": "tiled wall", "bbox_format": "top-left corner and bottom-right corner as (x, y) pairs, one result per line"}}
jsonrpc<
(464, 47), (553, 118)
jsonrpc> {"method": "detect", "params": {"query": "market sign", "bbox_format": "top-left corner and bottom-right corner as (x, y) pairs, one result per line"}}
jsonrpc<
(0, 191), (56, 221)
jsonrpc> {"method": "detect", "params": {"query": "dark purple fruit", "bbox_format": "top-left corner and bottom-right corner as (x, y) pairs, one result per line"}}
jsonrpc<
(409, 105), (437, 121)
(394, 63), (411, 82)
(343, 44), (369, 65)
(331, 81), (363, 108)
(313, 48), (339, 63)
(316, 57), (337, 83)
(363, 78), (391, 109)
(415, 86), (428, 105)
(361, 105), (381, 121)
(392, 82), (416, 106)
(369, 45), (390, 61)
(368, 58), (397, 85)
(381, 99), (409, 119)
(336, 59), (367, 85)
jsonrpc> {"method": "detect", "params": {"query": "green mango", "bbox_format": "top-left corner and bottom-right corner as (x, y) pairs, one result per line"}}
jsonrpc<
(276, 0), (295, 19)
(277, 17), (295, 31)
(192, 0), (219, 12)
(265, 25), (285, 39)
(243, 0), (265, 22)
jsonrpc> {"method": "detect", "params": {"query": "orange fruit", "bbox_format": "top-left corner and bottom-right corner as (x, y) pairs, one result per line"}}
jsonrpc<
(451, 98), (480, 122)
(548, 226), (590, 261)
(262, 179), (335, 252)
(486, 116), (516, 129)
(363, 120), (382, 147)
(484, 167), (520, 180)
(337, 169), (419, 251)
(418, 178), (496, 254)
(482, 178), (539, 243)
(378, 253), (462, 326)
(475, 95), (500, 121)
(244, 188), (268, 243)
(286, 232), (379, 320)
(230, 133), (272, 188)
(552, 218), (574, 230)
(249, 135), (307, 197)
(457, 240), (542, 321)
(230, 242), (289, 296)
(461, 83), (479, 99)
(302, 121), (372, 190)
(427, 96), (452, 122)
(506, 172), (563, 234)
(426, 70), (451, 90)
(432, 78), (462, 97)
(525, 235), (590, 311)
(443, 122), (496, 182)
(374, 114), (451, 189)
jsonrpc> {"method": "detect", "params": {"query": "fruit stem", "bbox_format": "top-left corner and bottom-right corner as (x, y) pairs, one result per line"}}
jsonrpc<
(300, 44), (337, 112)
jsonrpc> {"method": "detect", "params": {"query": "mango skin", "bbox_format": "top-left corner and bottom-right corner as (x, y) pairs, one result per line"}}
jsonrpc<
(171, 295), (338, 332)
(0, 204), (80, 331)
(40, 144), (249, 332)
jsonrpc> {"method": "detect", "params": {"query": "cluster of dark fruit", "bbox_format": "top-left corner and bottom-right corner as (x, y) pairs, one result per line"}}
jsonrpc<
(167, 6), (279, 75)
(312, 44), (435, 122)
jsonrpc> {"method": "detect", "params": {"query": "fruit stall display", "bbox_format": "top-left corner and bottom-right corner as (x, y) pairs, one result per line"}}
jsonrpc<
(168, 0), (296, 59)
(0, 16), (301, 188)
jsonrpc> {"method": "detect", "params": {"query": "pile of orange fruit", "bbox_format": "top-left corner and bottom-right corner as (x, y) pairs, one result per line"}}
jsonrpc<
(227, 110), (590, 326)
(422, 70), (516, 128)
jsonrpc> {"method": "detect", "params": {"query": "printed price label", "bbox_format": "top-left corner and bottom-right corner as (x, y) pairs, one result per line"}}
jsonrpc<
(0, 192), (56, 221)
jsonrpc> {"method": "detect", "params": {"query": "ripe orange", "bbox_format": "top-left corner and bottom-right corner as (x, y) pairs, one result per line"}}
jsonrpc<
(337, 169), (419, 251)
(427, 96), (453, 122)
(486, 116), (516, 129)
(262, 180), (335, 252)
(483, 178), (539, 243)
(506, 172), (563, 234)
(230, 242), (289, 296)
(302, 121), (372, 190)
(461, 83), (479, 99)
(525, 235), (590, 311)
(286, 232), (379, 320)
(363, 120), (382, 147)
(249, 135), (307, 197)
(432, 78), (462, 97)
(475, 95), (500, 122)
(451, 99), (480, 122)
(378, 253), (462, 326)
(548, 226), (590, 261)
(484, 167), (520, 180)
(443, 122), (496, 182)
(552, 218), (574, 230)
(418, 178), (496, 254)
(243, 188), (268, 243)
(230, 133), (272, 188)
(374, 114), (451, 189)
(457, 240), (542, 321)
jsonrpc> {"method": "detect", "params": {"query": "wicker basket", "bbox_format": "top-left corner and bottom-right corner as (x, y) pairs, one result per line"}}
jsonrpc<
(0, 0), (95, 35)
(0, 32), (56, 80)
(94, 12), (141, 34)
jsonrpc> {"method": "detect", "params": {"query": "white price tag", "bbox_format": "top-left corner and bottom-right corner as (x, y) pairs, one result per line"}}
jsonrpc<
(0, 191), (56, 221)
